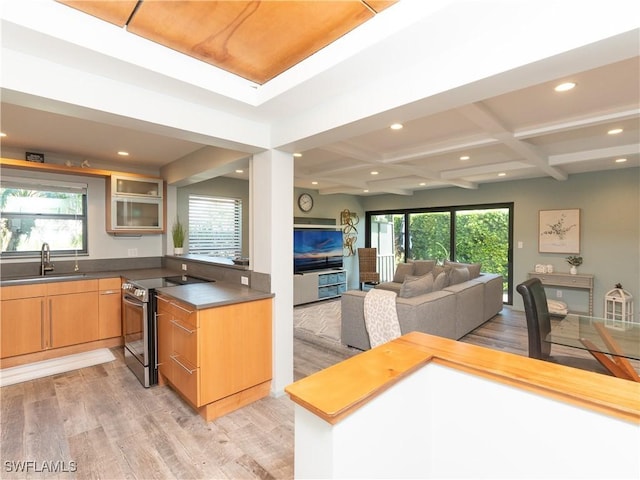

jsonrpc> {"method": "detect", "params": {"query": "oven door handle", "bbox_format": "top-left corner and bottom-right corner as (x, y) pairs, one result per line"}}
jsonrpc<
(123, 295), (144, 306)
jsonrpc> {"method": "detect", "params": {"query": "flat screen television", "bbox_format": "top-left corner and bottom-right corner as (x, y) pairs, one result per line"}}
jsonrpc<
(294, 229), (343, 273)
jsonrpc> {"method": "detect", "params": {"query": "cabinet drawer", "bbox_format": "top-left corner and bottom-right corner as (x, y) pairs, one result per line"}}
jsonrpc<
(99, 277), (121, 290)
(532, 273), (592, 288)
(1, 284), (46, 300)
(171, 300), (198, 329)
(170, 355), (198, 405)
(46, 279), (99, 296)
(557, 276), (592, 288)
(171, 318), (198, 366)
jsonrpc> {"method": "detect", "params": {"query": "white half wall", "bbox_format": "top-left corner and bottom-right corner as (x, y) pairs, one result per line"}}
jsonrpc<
(294, 363), (640, 479)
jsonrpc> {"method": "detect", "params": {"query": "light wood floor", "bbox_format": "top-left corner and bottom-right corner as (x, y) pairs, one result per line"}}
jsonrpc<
(0, 307), (616, 479)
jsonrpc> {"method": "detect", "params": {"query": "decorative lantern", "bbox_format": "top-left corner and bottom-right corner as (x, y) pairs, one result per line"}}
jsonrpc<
(604, 286), (634, 330)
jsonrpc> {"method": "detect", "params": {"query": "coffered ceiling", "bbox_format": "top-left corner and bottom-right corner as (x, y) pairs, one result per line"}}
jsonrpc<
(1, 1), (639, 195)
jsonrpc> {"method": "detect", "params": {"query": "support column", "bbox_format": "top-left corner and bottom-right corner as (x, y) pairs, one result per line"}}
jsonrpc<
(251, 149), (294, 395)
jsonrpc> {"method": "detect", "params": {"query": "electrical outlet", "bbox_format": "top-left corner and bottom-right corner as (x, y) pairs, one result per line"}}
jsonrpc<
(517, 241), (523, 249)
(182, 263), (187, 271)
(556, 290), (562, 298)
(127, 248), (138, 257)
(241, 276), (249, 285)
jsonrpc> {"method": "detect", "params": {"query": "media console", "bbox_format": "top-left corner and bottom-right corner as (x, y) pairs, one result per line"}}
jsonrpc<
(294, 269), (347, 306)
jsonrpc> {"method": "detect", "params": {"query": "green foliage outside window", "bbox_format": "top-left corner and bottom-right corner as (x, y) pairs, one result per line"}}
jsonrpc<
(374, 206), (511, 296)
(0, 183), (86, 255)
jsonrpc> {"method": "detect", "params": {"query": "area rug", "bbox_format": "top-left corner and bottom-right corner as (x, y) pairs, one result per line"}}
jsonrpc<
(294, 299), (341, 346)
(0, 348), (116, 387)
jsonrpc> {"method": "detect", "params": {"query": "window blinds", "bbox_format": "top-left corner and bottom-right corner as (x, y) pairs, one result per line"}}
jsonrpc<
(188, 194), (242, 257)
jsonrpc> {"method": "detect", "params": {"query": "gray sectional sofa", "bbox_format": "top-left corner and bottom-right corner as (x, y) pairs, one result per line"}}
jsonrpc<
(341, 260), (503, 350)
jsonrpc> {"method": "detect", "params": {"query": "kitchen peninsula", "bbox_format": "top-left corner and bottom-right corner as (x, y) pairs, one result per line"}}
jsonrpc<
(1, 259), (274, 422)
(156, 282), (273, 421)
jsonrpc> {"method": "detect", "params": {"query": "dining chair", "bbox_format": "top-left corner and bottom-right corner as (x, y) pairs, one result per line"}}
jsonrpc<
(358, 248), (380, 290)
(516, 278), (611, 375)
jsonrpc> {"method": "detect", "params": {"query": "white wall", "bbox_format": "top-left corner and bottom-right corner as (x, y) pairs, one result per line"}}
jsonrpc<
(294, 363), (640, 479)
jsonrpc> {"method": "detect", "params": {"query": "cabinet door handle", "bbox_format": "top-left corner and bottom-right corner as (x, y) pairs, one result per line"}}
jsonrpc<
(41, 299), (45, 350)
(48, 298), (53, 348)
(170, 355), (195, 374)
(172, 303), (194, 315)
(100, 290), (118, 295)
(170, 319), (195, 334)
(156, 295), (170, 304)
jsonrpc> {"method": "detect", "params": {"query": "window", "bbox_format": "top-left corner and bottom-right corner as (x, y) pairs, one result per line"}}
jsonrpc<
(188, 194), (242, 257)
(367, 203), (513, 304)
(0, 177), (88, 257)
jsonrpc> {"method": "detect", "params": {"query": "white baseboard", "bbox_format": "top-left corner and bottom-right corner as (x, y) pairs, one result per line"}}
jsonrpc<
(0, 348), (116, 387)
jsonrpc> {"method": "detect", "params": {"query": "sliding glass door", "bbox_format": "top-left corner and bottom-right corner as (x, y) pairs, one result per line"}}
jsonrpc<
(367, 203), (513, 304)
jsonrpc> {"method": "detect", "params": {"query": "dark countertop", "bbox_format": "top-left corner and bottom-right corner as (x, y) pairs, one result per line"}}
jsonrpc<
(0, 268), (273, 309)
(0, 268), (180, 286)
(156, 282), (274, 309)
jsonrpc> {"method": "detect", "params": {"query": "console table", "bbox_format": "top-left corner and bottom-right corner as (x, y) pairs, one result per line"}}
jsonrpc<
(527, 272), (594, 316)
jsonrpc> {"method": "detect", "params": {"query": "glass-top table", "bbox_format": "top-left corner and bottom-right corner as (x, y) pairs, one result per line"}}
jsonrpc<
(547, 314), (640, 381)
(547, 314), (640, 360)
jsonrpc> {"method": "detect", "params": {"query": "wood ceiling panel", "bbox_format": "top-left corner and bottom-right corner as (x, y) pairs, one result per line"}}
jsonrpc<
(364, 1), (398, 13)
(126, 1), (378, 84)
(56, 0), (399, 84)
(56, 0), (138, 27)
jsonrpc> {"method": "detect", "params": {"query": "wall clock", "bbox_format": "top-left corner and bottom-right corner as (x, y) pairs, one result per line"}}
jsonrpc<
(298, 193), (314, 212)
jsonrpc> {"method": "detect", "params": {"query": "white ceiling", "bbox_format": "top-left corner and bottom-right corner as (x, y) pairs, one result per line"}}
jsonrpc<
(1, 1), (639, 194)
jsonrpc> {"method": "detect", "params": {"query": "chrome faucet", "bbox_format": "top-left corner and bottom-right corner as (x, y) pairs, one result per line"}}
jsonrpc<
(40, 242), (54, 276)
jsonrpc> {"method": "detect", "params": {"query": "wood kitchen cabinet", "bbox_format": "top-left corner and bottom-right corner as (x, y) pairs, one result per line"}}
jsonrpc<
(0, 279), (113, 363)
(156, 294), (272, 421)
(1, 284), (46, 358)
(98, 277), (122, 339)
(48, 280), (99, 348)
(106, 174), (166, 234)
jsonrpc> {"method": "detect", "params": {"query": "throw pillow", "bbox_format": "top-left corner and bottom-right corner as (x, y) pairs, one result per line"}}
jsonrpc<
(444, 260), (482, 279)
(449, 266), (470, 286)
(399, 273), (434, 298)
(433, 271), (450, 291)
(393, 263), (415, 283)
(412, 259), (436, 276)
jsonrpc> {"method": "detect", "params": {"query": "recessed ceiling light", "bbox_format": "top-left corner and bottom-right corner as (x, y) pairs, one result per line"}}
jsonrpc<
(363, 189), (369, 193)
(460, 155), (470, 161)
(615, 158), (627, 163)
(607, 128), (623, 135)
(370, 171), (379, 175)
(390, 123), (403, 130)
(117, 151), (129, 156)
(554, 82), (576, 92)
(419, 182), (426, 186)
(235, 169), (243, 173)
(312, 181), (318, 185)
(498, 172), (506, 177)
(0, 132), (6, 137)
(293, 152), (302, 157)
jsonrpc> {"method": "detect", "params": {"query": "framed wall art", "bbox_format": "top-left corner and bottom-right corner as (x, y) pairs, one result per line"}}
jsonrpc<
(538, 208), (580, 254)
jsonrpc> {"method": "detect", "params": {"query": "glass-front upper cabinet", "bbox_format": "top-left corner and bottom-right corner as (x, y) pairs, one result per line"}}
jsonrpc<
(107, 175), (165, 233)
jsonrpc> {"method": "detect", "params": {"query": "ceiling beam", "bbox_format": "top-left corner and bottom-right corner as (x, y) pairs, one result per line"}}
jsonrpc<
(549, 144), (639, 165)
(515, 107), (640, 139)
(457, 102), (568, 181)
